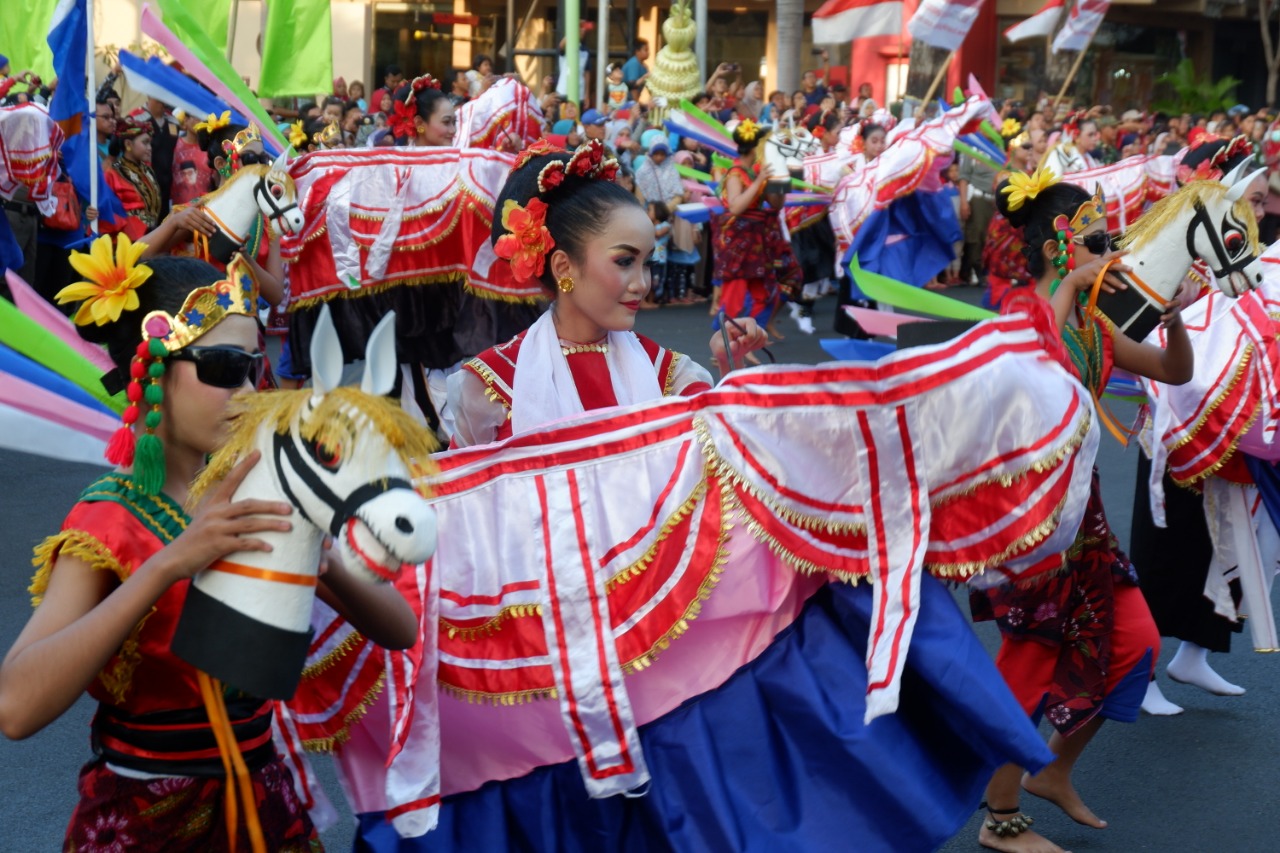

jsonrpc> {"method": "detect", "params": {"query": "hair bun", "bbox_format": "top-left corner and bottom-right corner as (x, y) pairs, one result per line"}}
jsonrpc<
(995, 178), (1031, 227)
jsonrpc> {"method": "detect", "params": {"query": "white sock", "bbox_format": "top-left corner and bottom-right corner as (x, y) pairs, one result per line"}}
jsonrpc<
(797, 315), (815, 335)
(1166, 641), (1246, 696)
(1141, 679), (1184, 716)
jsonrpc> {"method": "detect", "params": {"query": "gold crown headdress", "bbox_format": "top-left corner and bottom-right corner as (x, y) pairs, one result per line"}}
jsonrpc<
(313, 121), (342, 148)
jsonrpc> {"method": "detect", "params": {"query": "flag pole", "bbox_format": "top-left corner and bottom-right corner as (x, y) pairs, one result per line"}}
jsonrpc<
(86, 0), (99, 235)
(227, 0), (241, 62)
(920, 50), (955, 107)
(1052, 45), (1089, 112)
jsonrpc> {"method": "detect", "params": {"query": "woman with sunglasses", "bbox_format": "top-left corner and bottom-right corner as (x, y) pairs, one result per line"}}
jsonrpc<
(969, 169), (1191, 853)
(0, 243), (416, 850)
(1129, 136), (1271, 717)
(448, 139), (768, 448)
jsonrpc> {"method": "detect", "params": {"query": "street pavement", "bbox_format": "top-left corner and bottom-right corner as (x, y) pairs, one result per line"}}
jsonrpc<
(2, 292), (1277, 851)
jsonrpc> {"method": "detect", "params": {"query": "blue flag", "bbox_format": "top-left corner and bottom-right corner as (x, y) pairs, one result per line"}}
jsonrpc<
(46, 0), (124, 225)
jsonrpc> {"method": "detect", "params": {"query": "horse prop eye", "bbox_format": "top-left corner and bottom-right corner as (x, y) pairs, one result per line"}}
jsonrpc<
(270, 183), (285, 199)
(312, 441), (342, 470)
(1223, 230), (1245, 255)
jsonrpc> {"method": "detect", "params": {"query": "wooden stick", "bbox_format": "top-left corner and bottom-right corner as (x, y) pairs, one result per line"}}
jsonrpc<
(1052, 47), (1089, 111)
(921, 51), (955, 108)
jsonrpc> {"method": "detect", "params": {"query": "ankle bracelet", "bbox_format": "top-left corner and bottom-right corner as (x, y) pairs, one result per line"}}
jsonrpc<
(980, 802), (1033, 838)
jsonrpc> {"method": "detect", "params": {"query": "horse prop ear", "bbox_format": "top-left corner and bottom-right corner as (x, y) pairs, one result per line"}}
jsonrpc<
(310, 304), (344, 398)
(270, 147), (290, 175)
(361, 311), (398, 397)
(1224, 160), (1254, 202)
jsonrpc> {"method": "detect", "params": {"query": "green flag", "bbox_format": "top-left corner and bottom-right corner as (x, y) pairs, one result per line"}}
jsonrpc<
(186, 0), (234, 55)
(0, 0), (60, 82)
(259, 0), (333, 98)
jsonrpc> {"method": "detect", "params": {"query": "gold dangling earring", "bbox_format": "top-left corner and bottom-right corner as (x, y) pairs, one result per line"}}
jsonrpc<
(557, 276), (575, 294)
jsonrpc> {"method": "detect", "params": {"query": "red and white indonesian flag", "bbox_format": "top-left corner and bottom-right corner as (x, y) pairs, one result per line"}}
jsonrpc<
(1004, 0), (1064, 43)
(907, 0), (988, 52)
(813, 0), (904, 45)
(1052, 0), (1110, 54)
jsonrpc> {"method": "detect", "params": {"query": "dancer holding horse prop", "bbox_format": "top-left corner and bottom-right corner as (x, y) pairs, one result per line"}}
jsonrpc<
(0, 236), (429, 852)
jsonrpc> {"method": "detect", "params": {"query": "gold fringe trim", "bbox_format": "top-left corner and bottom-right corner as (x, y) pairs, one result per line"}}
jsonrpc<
(300, 630), (365, 680)
(441, 604), (543, 641)
(606, 479), (708, 591)
(97, 474), (189, 532)
(930, 408), (1094, 507)
(1165, 347), (1261, 488)
(1171, 399), (1263, 488)
(301, 670), (386, 753)
(928, 490), (1072, 579)
(29, 530), (132, 607)
(189, 386), (440, 507)
(437, 682), (557, 706)
(30, 531), (151, 704)
(693, 416), (865, 535)
(463, 359), (512, 411)
(621, 493), (732, 674)
(286, 271), (544, 310)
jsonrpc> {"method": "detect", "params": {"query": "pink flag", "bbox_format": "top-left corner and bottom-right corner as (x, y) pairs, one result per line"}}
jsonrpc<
(907, 0), (988, 52)
(813, 0), (905, 45)
(1052, 0), (1110, 54)
(1004, 0), (1064, 43)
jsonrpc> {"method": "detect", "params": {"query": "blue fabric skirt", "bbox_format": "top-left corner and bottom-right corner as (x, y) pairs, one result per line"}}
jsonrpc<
(353, 576), (1052, 853)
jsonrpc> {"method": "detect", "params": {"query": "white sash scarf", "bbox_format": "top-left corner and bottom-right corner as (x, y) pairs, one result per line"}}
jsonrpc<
(510, 310), (663, 436)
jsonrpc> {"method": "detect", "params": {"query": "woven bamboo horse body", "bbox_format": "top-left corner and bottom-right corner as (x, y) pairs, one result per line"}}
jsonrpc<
(197, 150), (304, 264)
(170, 306), (438, 700)
(1099, 164), (1266, 341)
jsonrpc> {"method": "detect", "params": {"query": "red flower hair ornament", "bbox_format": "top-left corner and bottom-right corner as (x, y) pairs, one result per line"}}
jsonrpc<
(1176, 135), (1256, 185)
(494, 197), (555, 284)
(534, 139), (620, 195)
(513, 138), (564, 172)
(390, 100), (419, 139)
(406, 74), (441, 102)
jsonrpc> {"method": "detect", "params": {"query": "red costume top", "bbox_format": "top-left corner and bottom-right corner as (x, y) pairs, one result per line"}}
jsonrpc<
(452, 330), (712, 447)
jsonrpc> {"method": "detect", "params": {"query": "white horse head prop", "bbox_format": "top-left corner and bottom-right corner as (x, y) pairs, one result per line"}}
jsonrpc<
(198, 150), (304, 264)
(764, 115), (820, 175)
(171, 306), (438, 699)
(1101, 168), (1266, 339)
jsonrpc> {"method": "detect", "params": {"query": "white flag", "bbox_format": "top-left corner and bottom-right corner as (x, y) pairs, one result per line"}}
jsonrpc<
(1004, 0), (1064, 44)
(1051, 0), (1110, 54)
(813, 0), (905, 45)
(907, 0), (988, 53)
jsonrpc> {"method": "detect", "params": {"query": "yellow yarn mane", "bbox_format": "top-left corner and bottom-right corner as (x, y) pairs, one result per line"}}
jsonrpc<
(1119, 180), (1259, 255)
(189, 386), (439, 507)
(197, 164), (275, 208)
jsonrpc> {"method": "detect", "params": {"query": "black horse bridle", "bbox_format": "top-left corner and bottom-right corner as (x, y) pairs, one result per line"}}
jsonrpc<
(1186, 200), (1255, 278)
(253, 175), (300, 234)
(272, 431), (413, 538)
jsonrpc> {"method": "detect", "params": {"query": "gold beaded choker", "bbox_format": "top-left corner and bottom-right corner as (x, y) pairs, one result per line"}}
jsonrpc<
(561, 343), (609, 355)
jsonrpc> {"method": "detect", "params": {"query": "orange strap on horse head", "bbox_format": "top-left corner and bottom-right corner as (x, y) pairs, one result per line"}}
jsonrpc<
(1084, 258), (1141, 448)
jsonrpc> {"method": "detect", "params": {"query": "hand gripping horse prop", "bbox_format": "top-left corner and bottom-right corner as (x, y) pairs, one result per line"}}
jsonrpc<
(193, 149), (304, 264)
(288, 315), (1102, 846)
(1096, 160), (1265, 341)
(170, 306), (438, 701)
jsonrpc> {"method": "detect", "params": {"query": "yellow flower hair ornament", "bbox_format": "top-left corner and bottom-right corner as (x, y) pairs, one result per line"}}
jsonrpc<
(1001, 118), (1023, 139)
(736, 118), (760, 143)
(1001, 166), (1059, 212)
(288, 120), (308, 150)
(194, 110), (231, 134)
(56, 234), (153, 327)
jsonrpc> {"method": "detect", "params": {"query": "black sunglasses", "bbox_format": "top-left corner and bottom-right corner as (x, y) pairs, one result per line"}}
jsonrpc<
(169, 346), (265, 389)
(239, 150), (269, 165)
(1073, 231), (1118, 256)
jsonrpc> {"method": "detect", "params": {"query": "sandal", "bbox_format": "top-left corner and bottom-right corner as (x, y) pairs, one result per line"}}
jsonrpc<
(981, 802), (1034, 839)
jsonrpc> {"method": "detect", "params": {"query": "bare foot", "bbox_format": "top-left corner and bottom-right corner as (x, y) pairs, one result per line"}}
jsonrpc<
(1022, 768), (1107, 828)
(978, 822), (1068, 853)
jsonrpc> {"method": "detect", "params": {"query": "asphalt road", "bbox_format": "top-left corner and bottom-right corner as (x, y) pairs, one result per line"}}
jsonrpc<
(2, 292), (1277, 852)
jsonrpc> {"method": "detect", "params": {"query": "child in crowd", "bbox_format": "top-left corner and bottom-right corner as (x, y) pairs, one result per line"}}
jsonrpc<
(605, 64), (629, 114)
(644, 201), (671, 308)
